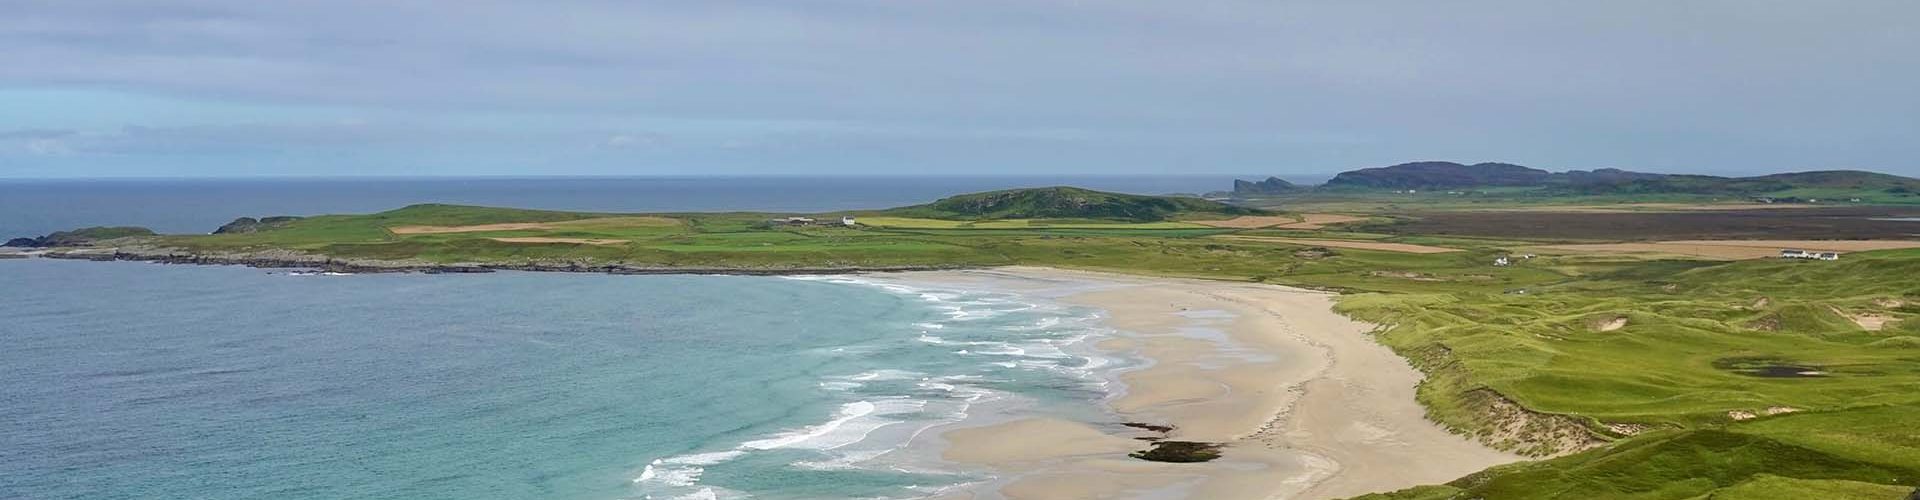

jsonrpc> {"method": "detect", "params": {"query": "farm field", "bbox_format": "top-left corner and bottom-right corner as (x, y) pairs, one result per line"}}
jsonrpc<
(1533, 240), (1920, 260)
(1368, 207), (1920, 241)
(1211, 235), (1463, 254)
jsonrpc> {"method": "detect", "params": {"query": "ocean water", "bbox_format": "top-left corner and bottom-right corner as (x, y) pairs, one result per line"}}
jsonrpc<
(0, 258), (1131, 499)
(0, 175), (1263, 239)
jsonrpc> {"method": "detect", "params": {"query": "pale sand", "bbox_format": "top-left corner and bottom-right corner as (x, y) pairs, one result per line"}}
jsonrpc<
(912, 267), (1520, 499)
(1535, 240), (1920, 260)
(1213, 235), (1463, 254)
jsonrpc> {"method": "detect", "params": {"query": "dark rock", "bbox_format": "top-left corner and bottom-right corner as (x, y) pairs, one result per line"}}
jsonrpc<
(1122, 422), (1175, 433)
(1129, 441), (1223, 463)
(4, 237), (42, 247)
(1905, 487), (1919, 500)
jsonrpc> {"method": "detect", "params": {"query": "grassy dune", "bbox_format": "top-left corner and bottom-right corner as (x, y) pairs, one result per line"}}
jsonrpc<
(1346, 250), (1920, 498)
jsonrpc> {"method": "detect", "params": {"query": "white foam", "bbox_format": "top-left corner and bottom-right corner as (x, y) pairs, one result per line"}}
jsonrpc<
(665, 451), (746, 466)
(738, 399), (921, 451)
(671, 487), (719, 500)
(846, 369), (921, 382)
(637, 462), (703, 487)
(818, 381), (861, 391)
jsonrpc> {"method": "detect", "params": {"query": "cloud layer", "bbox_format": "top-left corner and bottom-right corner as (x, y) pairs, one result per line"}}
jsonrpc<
(3, 1), (1917, 177)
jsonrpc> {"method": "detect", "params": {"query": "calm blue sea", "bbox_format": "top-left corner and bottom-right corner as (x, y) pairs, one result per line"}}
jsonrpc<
(0, 258), (1134, 499)
(0, 176), (1228, 499)
(0, 175), (1268, 239)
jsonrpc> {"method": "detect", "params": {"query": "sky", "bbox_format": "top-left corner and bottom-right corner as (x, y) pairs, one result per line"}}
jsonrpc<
(1, 0), (1916, 178)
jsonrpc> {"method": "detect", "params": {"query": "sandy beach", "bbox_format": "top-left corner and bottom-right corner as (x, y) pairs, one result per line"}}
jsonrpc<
(892, 267), (1521, 499)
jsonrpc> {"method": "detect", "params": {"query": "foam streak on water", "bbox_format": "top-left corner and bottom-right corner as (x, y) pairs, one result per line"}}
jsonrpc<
(623, 275), (1131, 499)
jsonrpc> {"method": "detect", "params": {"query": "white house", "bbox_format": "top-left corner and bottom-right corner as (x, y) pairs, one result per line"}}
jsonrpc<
(841, 216), (858, 226)
(1780, 249), (1840, 261)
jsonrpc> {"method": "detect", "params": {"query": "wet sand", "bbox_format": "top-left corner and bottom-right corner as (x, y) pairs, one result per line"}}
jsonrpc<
(905, 267), (1521, 499)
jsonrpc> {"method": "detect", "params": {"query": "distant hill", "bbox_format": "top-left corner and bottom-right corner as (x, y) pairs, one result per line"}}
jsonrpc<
(887, 187), (1266, 221)
(1311, 161), (1920, 196)
(1232, 177), (1301, 195)
(1325, 161), (1555, 189)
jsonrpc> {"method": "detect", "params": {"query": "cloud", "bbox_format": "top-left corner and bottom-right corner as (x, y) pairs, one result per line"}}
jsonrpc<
(1, 1), (1918, 176)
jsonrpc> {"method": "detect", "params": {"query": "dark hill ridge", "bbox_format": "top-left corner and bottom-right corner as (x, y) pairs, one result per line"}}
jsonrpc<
(1326, 161), (1554, 189)
(888, 186), (1266, 221)
(1232, 177), (1301, 195)
(1240, 161), (1920, 195)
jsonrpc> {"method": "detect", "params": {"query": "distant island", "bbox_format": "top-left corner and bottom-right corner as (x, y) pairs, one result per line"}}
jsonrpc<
(1231, 161), (1920, 203)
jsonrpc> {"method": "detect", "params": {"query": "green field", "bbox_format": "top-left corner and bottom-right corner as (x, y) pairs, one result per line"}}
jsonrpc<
(29, 193), (1920, 499)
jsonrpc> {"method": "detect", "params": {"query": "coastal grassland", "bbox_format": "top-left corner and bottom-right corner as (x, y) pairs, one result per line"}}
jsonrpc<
(149, 204), (1573, 293)
(1340, 249), (1920, 498)
(66, 202), (1920, 498)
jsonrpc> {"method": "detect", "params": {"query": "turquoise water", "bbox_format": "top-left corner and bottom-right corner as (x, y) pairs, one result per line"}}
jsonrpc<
(0, 259), (1126, 499)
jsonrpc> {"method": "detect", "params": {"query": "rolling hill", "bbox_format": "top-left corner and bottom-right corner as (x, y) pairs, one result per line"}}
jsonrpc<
(884, 186), (1266, 221)
(1269, 161), (1920, 197)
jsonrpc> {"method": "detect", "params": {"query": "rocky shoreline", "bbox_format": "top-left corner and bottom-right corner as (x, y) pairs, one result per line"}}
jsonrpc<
(28, 245), (978, 276)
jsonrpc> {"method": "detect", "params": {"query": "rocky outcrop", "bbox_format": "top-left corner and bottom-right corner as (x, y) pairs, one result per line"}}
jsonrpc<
(213, 216), (303, 234)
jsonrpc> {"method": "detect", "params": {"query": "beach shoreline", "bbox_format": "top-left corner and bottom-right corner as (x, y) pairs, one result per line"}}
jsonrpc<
(884, 266), (1522, 499)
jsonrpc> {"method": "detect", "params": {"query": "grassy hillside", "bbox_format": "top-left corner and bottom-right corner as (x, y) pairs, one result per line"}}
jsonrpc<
(1342, 249), (1920, 498)
(883, 186), (1266, 221)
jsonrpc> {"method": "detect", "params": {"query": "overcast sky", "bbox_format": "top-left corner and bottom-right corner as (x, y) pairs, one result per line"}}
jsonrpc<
(2, 1), (1916, 178)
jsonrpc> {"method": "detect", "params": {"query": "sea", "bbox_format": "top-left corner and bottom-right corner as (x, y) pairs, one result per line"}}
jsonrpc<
(0, 176), (1239, 500)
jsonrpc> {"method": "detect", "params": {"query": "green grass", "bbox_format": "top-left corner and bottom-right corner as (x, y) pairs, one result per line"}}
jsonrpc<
(66, 201), (1920, 498)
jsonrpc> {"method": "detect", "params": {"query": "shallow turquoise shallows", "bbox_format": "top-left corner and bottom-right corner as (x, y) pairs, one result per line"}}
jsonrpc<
(0, 259), (1121, 500)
